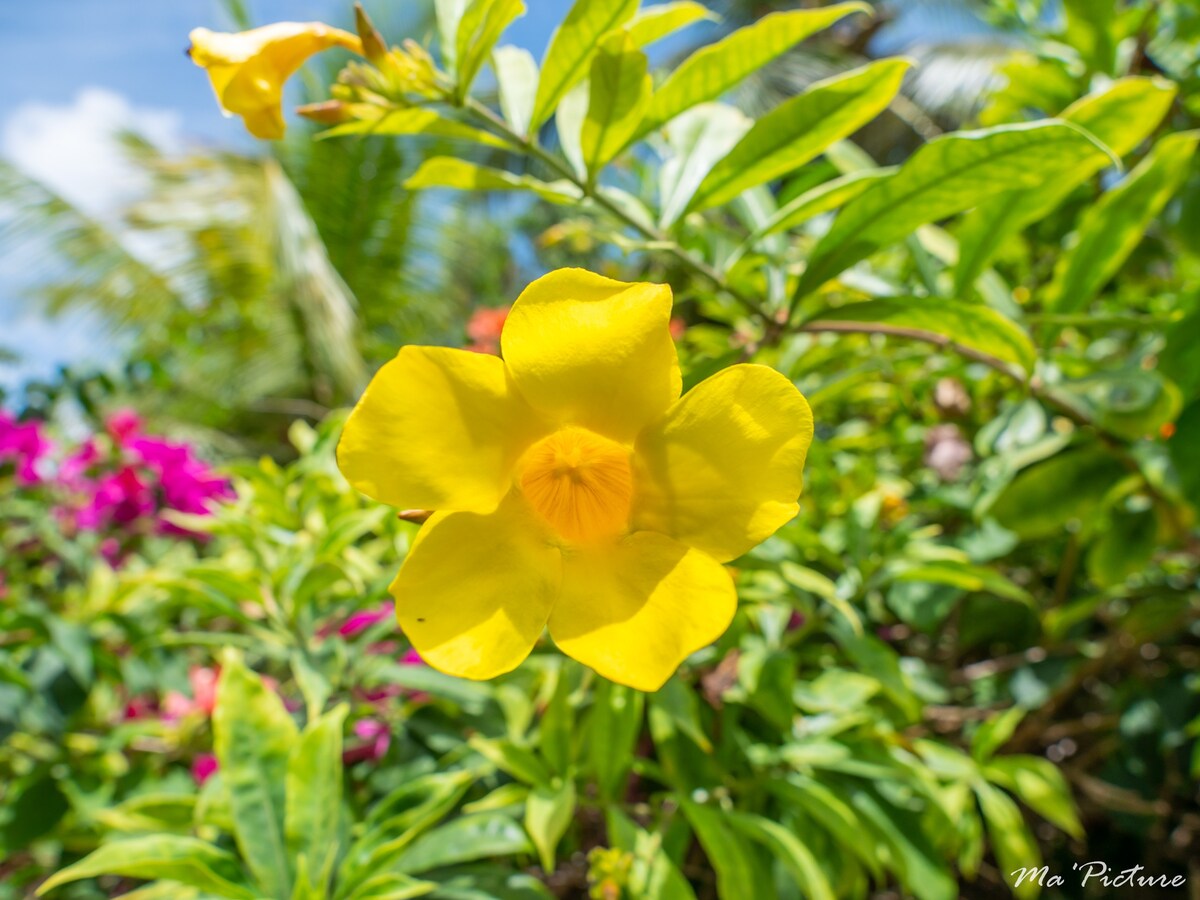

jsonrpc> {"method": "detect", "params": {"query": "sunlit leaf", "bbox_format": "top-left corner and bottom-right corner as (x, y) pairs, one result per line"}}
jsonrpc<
(403, 157), (581, 204)
(494, 45), (539, 136)
(581, 34), (652, 177)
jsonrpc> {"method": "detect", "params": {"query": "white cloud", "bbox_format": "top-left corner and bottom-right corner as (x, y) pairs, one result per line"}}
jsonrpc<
(2, 86), (183, 219)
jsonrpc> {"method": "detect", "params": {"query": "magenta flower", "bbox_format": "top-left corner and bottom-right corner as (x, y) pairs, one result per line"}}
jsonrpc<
(78, 466), (155, 529)
(0, 412), (53, 484)
(192, 753), (219, 785)
(343, 718), (391, 764)
(339, 602), (395, 638)
(105, 408), (143, 446)
(126, 436), (233, 534)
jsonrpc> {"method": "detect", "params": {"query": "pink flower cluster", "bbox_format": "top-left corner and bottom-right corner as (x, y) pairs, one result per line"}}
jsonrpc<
(2, 407), (234, 563)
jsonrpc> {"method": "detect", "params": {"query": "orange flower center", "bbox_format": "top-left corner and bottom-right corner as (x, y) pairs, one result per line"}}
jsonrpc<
(518, 427), (633, 543)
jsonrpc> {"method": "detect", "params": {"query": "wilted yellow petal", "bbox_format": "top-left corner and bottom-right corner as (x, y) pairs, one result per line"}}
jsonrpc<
(548, 532), (736, 691)
(632, 364), (813, 562)
(392, 494), (562, 680)
(338, 346), (549, 513)
(189, 22), (361, 139)
(501, 268), (680, 442)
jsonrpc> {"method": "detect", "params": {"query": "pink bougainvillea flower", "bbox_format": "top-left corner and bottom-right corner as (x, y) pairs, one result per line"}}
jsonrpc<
(465, 305), (510, 355)
(338, 268), (814, 691)
(0, 412), (53, 484)
(192, 753), (219, 785)
(79, 466), (155, 529)
(339, 602), (395, 638)
(105, 409), (143, 446)
(343, 718), (391, 764)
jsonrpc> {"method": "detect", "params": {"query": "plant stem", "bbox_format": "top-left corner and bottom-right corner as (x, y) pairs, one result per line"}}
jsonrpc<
(461, 98), (770, 320)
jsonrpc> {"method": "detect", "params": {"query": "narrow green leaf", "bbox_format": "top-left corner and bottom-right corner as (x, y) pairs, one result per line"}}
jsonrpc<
(435, 0), (472, 75)
(392, 813), (533, 874)
(771, 777), (885, 882)
(581, 34), (651, 177)
(891, 560), (1033, 605)
(805, 297), (1037, 374)
(318, 109), (506, 147)
(953, 76), (1177, 294)
(974, 782), (1042, 900)
(750, 167), (894, 240)
(588, 680), (644, 801)
(1046, 131), (1200, 312)
(689, 59), (909, 212)
(606, 810), (697, 900)
(36, 836), (254, 899)
(456, 0), (526, 98)
(344, 873), (437, 900)
(971, 707), (1026, 762)
(494, 45), (539, 136)
(556, 79), (590, 178)
(524, 780), (575, 873)
(727, 811), (836, 900)
(213, 650), (298, 900)
(626, 2), (716, 49)
(636, 3), (871, 140)
(539, 666), (573, 776)
(531, 0), (639, 130)
(285, 705), (348, 891)
(846, 787), (957, 900)
(796, 120), (1109, 298)
(403, 158), (581, 204)
(469, 736), (553, 786)
(984, 756), (1084, 839)
(658, 103), (751, 227)
(679, 802), (773, 900)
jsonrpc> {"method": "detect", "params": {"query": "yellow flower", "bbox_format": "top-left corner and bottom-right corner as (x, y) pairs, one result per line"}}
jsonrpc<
(188, 23), (361, 140)
(338, 269), (814, 691)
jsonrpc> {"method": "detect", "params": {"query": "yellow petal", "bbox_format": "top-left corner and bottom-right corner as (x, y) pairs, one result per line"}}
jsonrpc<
(500, 268), (681, 442)
(338, 346), (549, 512)
(548, 532), (736, 691)
(392, 494), (561, 680)
(188, 23), (361, 139)
(632, 364), (813, 562)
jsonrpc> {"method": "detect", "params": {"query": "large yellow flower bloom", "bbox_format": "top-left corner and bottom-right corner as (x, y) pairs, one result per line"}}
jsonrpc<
(338, 269), (814, 691)
(188, 23), (361, 140)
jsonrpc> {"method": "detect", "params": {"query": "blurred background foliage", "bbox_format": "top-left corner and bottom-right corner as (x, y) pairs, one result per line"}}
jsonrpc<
(2, 0), (1199, 898)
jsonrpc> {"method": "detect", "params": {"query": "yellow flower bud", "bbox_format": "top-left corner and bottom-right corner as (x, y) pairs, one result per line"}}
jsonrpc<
(188, 22), (361, 139)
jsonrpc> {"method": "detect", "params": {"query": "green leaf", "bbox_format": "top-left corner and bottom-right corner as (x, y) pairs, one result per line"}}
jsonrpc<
(1045, 131), (1200, 313)
(1086, 506), (1158, 588)
(771, 777), (884, 882)
(285, 705), (347, 891)
(626, 2), (716, 49)
(524, 780), (575, 873)
(606, 810), (697, 900)
(658, 103), (751, 226)
(494, 45), (539, 136)
(455, 0), (526, 99)
(436, 0), (473, 75)
(1058, 369), (1182, 441)
(805, 297), (1037, 374)
(318, 109), (506, 147)
(469, 736), (553, 786)
(984, 756), (1084, 839)
(832, 629), (921, 722)
(581, 34), (652, 177)
(393, 813), (533, 874)
(37, 836), (254, 899)
(213, 650), (298, 900)
(531, 0), (639, 130)
(679, 802), (773, 900)
(539, 667), (573, 776)
(403, 158), (581, 204)
(795, 120), (1111, 298)
(747, 167), (894, 240)
(1063, 0), (1117, 74)
(891, 560), (1033, 605)
(953, 76), (1177, 294)
(688, 59), (909, 212)
(984, 445), (1127, 541)
(846, 787), (957, 900)
(971, 707), (1026, 762)
(588, 680), (644, 801)
(636, 3), (871, 140)
(727, 812), (836, 900)
(346, 873), (436, 900)
(974, 782), (1041, 900)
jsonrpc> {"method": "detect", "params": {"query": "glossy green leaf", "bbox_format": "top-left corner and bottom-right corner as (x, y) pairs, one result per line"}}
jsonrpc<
(318, 109), (506, 147)
(435, 0), (472, 75)
(403, 158), (581, 204)
(891, 560), (1033, 605)
(1046, 131), (1200, 312)
(1058, 369), (1182, 441)
(345, 873), (437, 900)
(626, 2), (716, 49)
(606, 809), (697, 900)
(658, 103), (750, 226)
(975, 782), (1041, 900)
(805, 297), (1037, 374)
(524, 780), (575, 873)
(285, 704), (347, 891)
(727, 811), (836, 900)
(393, 813), (533, 873)
(749, 167), (894, 241)
(530, 0), (639, 130)
(795, 121), (1110, 298)
(588, 679), (644, 801)
(680, 801), (774, 899)
(581, 34), (652, 177)
(954, 76), (1177, 294)
(971, 707), (1025, 762)
(688, 59), (909, 212)
(455, 0), (526, 98)
(636, 3), (871, 140)
(984, 756), (1084, 839)
(1064, 0), (1117, 73)
(846, 786), (957, 900)
(36, 836), (254, 899)
(213, 650), (297, 899)
(493, 45), (539, 136)
(771, 777), (885, 882)
(469, 735), (552, 786)
(985, 445), (1127, 540)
